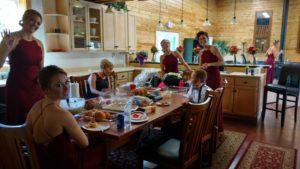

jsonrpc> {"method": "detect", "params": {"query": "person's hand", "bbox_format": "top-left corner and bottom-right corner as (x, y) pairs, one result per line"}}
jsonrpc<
(200, 63), (209, 70)
(1, 29), (14, 51)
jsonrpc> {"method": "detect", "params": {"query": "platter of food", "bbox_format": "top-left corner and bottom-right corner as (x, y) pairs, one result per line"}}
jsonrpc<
(82, 121), (110, 131)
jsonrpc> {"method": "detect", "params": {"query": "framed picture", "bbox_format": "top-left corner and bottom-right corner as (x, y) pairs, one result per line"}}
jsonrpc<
(155, 31), (179, 62)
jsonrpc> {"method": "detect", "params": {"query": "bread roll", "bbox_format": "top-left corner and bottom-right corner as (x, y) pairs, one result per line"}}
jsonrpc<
(94, 111), (106, 122)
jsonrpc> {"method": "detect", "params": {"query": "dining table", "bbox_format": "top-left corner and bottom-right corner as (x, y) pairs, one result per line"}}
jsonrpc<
(79, 93), (189, 149)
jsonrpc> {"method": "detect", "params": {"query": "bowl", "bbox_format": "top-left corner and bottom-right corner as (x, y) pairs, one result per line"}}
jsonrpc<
(90, 17), (97, 22)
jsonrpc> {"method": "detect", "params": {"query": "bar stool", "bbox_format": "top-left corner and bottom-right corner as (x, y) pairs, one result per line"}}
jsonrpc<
(261, 63), (300, 127)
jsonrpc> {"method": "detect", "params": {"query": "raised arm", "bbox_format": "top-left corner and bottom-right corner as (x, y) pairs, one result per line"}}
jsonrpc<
(0, 30), (17, 68)
(175, 52), (192, 72)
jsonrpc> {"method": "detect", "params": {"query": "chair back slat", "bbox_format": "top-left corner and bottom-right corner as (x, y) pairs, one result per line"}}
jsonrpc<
(202, 88), (224, 140)
(179, 97), (212, 165)
(70, 74), (90, 98)
(0, 123), (40, 169)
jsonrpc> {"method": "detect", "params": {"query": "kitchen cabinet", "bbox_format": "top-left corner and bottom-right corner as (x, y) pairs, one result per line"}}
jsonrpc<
(221, 73), (265, 120)
(115, 71), (136, 87)
(70, 2), (103, 51)
(127, 13), (136, 51)
(103, 8), (127, 51)
(42, 0), (70, 52)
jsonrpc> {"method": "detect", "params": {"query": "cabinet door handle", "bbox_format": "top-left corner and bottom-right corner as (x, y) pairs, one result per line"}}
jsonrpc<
(243, 81), (248, 84)
(128, 45), (131, 48)
(233, 89), (237, 93)
(114, 45), (119, 48)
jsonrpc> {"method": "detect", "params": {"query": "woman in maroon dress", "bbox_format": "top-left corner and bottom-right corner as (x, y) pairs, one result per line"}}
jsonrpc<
(160, 39), (191, 77)
(197, 31), (224, 132)
(26, 65), (107, 169)
(265, 40), (282, 84)
(0, 9), (45, 124)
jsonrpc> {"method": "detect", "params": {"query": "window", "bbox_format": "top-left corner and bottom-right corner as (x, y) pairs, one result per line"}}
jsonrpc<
(155, 31), (179, 62)
(0, 0), (26, 42)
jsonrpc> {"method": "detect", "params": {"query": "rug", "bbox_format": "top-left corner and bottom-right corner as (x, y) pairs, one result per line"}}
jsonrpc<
(237, 141), (297, 169)
(207, 130), (247, 169)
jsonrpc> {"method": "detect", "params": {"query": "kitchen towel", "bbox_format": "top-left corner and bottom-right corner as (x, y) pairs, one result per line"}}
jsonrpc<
(69, 82), (80, 98)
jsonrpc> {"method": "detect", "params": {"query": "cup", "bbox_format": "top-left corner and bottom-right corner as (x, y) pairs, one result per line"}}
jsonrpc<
(90, 28), (96, 36)
(130, 83), (136, 90)
(164, 91), (172, 104)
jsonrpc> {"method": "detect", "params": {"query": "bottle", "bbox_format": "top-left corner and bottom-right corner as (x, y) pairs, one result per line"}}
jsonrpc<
(124, 99), (132, 129)
(179, 80), (184, 88)
(245, 66), (249, 75)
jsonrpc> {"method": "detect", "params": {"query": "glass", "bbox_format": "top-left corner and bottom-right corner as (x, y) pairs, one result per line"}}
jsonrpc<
(164, 91), (172, 104)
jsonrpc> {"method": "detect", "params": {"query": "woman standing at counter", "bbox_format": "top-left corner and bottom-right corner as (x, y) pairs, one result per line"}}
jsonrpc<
(160, 39), (191, 76)
(197, 31), (224, 132)
(0, 9), (44, 124)
(197, 31), (224, 90)
(265, 40), (282, 84)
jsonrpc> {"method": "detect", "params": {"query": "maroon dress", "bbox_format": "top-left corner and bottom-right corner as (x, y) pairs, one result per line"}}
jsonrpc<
(201, 49), (223, 132)
(162, 53), (179, 73)
(265, 53), (275, 84)
(6, 39), (44, 125)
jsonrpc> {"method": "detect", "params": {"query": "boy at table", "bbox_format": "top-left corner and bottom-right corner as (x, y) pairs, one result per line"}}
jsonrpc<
(162, 69), (211, 139)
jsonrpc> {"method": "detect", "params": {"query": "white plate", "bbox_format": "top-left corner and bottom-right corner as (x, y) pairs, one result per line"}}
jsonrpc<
(82, 122), (110, 131)
(131, 116), (149, 123)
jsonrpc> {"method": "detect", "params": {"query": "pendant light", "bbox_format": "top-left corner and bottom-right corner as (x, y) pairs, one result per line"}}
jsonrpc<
(73, 0), (83, 8)
(157, 0), (164, 28)
(179, 0), (186, 27)
(231, 0), (238, 24)
(203, 0), (211, 26)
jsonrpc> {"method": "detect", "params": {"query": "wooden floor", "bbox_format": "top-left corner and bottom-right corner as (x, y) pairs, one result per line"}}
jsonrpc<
(224, 94), (300, 169)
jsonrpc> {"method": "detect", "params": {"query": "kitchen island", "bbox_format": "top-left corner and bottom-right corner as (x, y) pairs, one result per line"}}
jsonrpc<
(221, 72), (266, 122)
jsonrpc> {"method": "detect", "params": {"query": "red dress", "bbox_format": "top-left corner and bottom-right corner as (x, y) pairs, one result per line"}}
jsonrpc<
(201, 49), (223, 132)
(37, 132), (108, 169)
(6, 39), (44, 124)
(162, 53), (179, 73)
(265, 53), (275, 84)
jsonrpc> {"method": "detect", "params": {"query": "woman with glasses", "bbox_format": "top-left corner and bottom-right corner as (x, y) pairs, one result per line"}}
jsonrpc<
(0, 9), (45, 124)
(26, 65), (107, 169)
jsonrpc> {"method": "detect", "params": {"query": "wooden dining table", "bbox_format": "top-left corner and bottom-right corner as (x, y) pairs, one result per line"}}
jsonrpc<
(81, 93), (189, 148)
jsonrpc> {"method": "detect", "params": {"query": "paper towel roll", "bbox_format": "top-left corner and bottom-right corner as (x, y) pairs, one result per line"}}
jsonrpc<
(69, 82), (80, 98)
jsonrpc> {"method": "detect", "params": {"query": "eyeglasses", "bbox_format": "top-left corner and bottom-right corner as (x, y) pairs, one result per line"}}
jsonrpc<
(53, 80), (70, 89)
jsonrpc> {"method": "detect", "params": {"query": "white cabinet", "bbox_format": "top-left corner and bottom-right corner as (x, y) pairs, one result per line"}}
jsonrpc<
(103, 8), (128, 51)
(70, 2), (103, 51)
(127, 13), (136, 51)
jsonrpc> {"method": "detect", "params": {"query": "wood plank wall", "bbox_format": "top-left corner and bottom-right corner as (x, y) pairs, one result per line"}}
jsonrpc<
(127, 0), (300, 62)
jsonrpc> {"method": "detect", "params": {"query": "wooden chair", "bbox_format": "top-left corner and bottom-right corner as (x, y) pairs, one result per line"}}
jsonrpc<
(0, 123), (40, 169)
(138, 97), (212, 169)
(202, 88), (224, 165)
(70, 74), (90, 98)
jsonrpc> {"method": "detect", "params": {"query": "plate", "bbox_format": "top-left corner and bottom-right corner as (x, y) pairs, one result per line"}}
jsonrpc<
(156, 101), (170, 106)
(82, 122), (110, 131)
(131, 111), (149, 123)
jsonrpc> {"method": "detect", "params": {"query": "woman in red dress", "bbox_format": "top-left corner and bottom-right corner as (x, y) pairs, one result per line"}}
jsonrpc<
(0, 9), (45, 124)
(26, 65), (107, 169)
(160, 39), (191, 77)
(197, 31), (224, 132)
(265, 40), (282, 84)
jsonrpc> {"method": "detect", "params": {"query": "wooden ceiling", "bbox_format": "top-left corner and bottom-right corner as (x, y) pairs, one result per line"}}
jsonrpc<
(87, 0), (147, 4)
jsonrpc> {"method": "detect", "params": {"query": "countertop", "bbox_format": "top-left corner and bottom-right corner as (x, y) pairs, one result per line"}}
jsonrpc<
(220, 71), (265, 78)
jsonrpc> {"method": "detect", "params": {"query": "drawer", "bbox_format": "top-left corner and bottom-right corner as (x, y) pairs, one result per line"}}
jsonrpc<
(221, 76), (234, 86)
(117, 72), (128, 80)
(235, 77), (258, 87)
(116, 79), (128, 87)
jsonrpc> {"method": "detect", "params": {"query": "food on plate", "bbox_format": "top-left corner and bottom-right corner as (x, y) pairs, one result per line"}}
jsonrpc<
(105, 112), (111, 119)
(83, 110), (94, 117)
(131, 112), (146, 120)
(143, 106), (156, 113)
(85, 121), (98, 128)
(94, 111), (106, 121)
(84, 100), (94, 110)
(131, 88), (147, 97)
